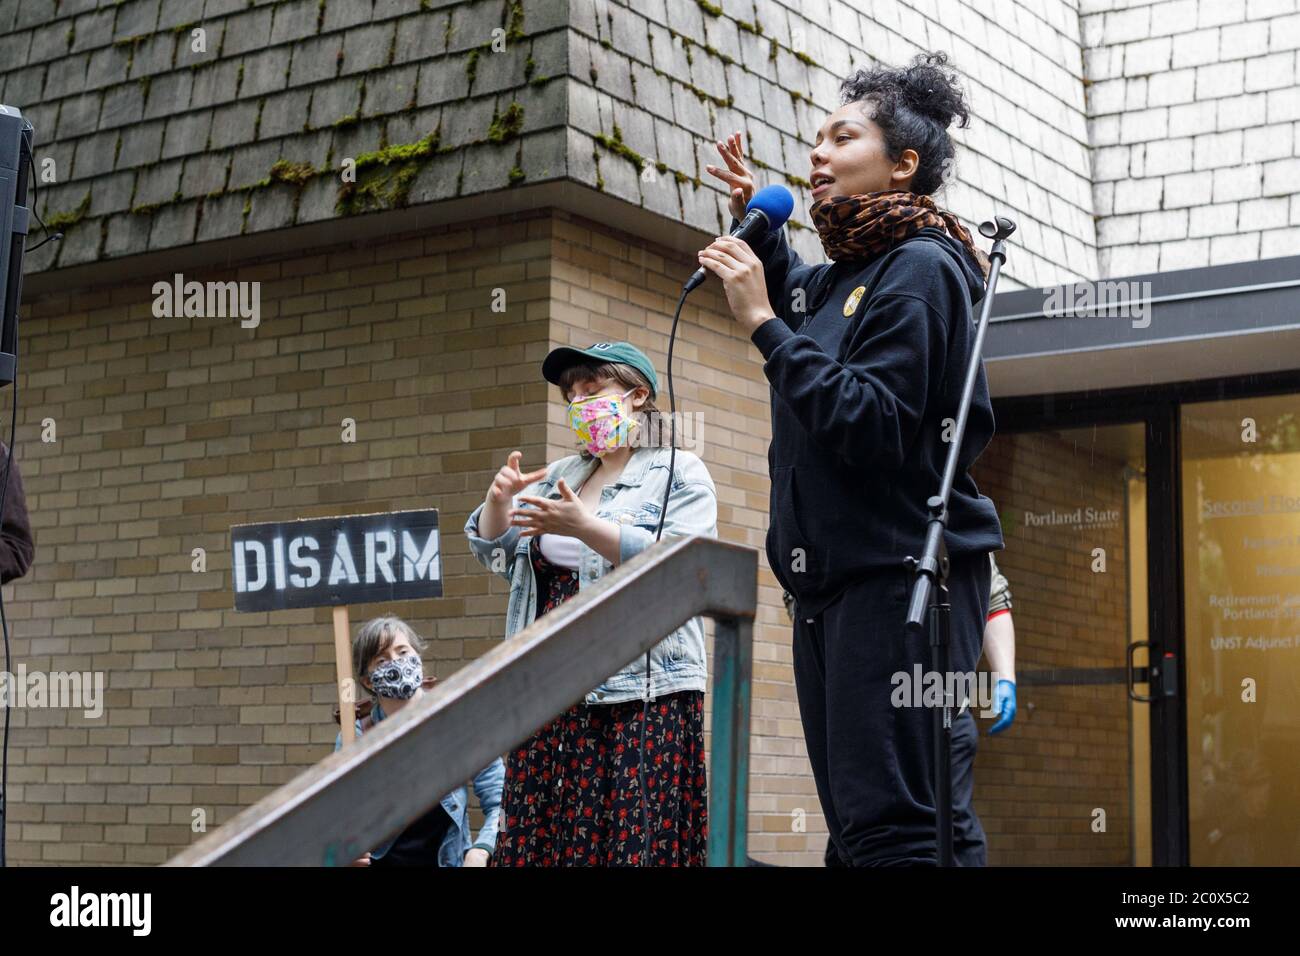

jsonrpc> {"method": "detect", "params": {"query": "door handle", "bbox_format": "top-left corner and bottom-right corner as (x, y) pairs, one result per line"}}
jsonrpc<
(1127, 640), (1154, 703)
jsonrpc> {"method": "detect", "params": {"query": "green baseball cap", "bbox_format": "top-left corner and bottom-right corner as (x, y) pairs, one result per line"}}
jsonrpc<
(541, 341), (659, 397)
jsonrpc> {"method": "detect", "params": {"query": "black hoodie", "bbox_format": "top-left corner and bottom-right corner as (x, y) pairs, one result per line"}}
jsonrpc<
(735, 217), (1004, 618)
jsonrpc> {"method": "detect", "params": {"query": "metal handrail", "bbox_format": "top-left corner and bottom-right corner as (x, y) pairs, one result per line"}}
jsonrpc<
(166, 534), (757, 867)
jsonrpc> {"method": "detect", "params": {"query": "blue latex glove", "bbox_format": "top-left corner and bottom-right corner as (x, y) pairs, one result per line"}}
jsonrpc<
(988, 679), (1016, 735)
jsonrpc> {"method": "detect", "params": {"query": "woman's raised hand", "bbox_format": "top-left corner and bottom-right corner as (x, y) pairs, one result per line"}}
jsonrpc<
(489, 451), (547, 505)
(705, 131), (755, 223)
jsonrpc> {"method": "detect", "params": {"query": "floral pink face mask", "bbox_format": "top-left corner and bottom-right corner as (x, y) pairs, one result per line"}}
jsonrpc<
(567, 388), (638, 458)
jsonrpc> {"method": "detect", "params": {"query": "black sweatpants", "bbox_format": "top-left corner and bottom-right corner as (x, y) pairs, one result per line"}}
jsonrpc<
(793, 553), (991, 867)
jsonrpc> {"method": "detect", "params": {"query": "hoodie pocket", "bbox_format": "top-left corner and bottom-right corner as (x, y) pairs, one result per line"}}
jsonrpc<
(768, 466), (829, 599)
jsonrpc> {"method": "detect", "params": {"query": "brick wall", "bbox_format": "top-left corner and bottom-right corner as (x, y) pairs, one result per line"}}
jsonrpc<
(1084, 0), (1300, 274)
(3, 207), (826, 865)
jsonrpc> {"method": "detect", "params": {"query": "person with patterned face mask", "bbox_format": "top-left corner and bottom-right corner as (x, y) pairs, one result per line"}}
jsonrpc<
(464, 341), (719, 866)
(333, 616), (505, 868)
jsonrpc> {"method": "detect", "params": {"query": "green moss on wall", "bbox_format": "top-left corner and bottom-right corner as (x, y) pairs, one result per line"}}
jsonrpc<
(336, 131), (441, 216)
(508, 142), (525, 185)
(45, 191), (91, 231)
(700, 41), (734, 66)
(505, 0), (525, 41)
(684, 82), (731, 109)
(269, 159), (317, 186)
(337, 165), (420, 215)
(487, 102), (525, 144)
(466, 48), (480, 87)
(592, 124), (645, 173)
(354, 132), (438, 171)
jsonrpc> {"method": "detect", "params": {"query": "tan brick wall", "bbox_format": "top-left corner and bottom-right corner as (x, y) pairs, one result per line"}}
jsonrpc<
(972, 428), (1136, 865)
(7, 207), (824, 866)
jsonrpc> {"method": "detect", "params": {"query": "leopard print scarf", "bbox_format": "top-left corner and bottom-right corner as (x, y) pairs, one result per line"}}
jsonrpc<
(810, 190), (990, 278)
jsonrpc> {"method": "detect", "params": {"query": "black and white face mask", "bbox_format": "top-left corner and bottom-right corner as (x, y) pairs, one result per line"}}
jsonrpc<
(368, 654), (424, 700)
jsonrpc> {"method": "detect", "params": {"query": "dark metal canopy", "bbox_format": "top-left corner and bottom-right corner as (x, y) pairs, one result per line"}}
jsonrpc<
(985, 253), (1300, 397)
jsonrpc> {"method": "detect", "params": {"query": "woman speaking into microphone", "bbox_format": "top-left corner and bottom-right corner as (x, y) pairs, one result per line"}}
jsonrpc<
(697, 52), (1004, 866)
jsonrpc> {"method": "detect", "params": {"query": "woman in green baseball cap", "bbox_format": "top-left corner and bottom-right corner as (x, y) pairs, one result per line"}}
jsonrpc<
(464, 340), (719, 866)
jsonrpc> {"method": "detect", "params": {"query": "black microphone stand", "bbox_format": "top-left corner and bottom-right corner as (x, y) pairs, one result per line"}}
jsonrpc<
(903, 215), (1015, 867)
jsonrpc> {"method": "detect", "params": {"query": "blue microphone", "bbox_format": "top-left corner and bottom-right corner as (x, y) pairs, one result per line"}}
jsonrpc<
(684, 184), (794, 293)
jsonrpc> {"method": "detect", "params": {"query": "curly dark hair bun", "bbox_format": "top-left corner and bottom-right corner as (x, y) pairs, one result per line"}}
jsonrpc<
(896, 51), (970, 128)
(839, 51), (971, 195)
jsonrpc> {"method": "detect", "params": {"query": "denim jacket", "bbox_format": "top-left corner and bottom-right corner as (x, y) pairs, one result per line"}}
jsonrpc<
(463, 445), (718, 706)
(333, 702), (505, 867)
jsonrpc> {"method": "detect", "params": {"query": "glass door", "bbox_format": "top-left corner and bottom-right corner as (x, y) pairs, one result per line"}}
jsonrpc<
(1181, 394), (1300, 865)
(970, 422), (1153, 864)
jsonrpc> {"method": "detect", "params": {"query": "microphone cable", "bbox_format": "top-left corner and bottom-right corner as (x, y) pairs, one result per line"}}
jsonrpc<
(633, 286), (687, 867)
(630, 188), (786, 864)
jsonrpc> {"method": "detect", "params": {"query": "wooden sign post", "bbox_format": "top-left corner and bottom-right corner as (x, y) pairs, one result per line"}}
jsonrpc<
(333, 605), (356, 746)
(230, 509), (444, 747)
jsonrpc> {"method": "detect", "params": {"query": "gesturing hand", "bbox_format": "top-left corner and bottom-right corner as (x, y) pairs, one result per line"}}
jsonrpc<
(705, 131), (755, 222)
(510, 478), (595, 538)
(489, 450), (548, 506)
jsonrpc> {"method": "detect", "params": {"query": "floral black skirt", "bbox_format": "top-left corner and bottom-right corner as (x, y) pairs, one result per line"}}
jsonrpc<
(489, 538), (708, 867)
